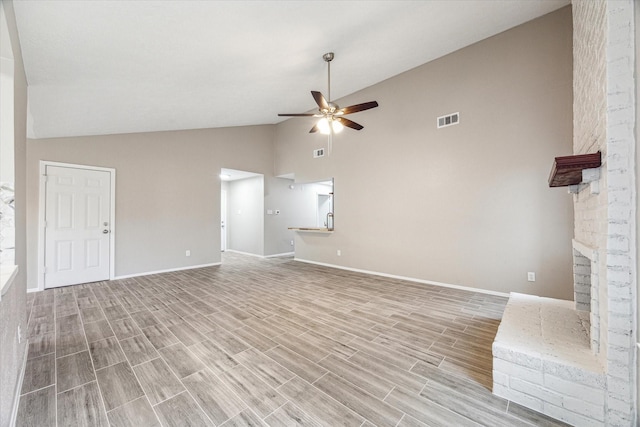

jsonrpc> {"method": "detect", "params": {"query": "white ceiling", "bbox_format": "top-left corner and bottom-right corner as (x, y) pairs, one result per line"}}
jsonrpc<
(13, 0), (569, 139)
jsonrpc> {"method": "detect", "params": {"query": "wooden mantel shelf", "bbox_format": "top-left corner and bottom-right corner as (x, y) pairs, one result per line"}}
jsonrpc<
(548, 152), (601, 187)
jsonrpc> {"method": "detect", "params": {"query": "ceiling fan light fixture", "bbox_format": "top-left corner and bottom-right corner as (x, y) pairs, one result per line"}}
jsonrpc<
(317, 117), (331, 134)
(317, 117), (344, 135)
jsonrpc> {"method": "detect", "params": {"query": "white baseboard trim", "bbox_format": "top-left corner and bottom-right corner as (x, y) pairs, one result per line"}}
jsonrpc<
(10, 343), (28, 427)
(26, 263), (223, 292)
(225, 249), (294, 259)
(224, 249), (263, 258)
(114, 262), (221, 280)
(264, 252), (295, 259)
(294, 258), (510, 298)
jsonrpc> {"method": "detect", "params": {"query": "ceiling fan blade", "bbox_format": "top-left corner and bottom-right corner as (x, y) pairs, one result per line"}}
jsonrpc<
(309, 124), (320, 133)
(338, 117), (364, 131)
(339, 101), (379, 115)
(278, 113), (316, 117)
(311, 91), (329, 110)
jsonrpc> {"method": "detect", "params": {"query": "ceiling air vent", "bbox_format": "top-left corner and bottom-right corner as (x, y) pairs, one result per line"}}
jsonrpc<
(313, 148), (325, 158)
(437, 112), (460, 129)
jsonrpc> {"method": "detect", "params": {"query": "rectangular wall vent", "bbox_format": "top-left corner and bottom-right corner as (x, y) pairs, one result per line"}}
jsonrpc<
(437, 112), (460, 129)
(313, 148), (325, 158)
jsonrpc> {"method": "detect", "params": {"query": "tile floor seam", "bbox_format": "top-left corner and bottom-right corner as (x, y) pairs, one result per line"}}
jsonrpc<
(53, 292), (59, 427)
(70, 287), (110, 424)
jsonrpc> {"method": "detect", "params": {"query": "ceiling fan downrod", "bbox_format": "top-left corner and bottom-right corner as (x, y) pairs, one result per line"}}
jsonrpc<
(323, 52), (334, 103)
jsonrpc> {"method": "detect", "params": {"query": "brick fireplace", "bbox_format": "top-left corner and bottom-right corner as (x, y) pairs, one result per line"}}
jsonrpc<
(493, 1), (637, 426)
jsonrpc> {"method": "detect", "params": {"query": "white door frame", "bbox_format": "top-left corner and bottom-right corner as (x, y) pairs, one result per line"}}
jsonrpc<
(221, 189), (227, 251)
(37, 161), (116, 291)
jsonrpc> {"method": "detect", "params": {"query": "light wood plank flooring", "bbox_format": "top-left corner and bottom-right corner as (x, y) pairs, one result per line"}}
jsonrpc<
(16, 252), (568, 426)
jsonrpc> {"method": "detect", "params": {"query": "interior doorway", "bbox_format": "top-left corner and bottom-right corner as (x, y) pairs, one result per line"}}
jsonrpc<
(220, 168), (264, 259)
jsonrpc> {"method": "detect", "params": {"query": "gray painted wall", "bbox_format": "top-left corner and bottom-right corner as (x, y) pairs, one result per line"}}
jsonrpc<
(275, 7), (574, 299)
(0, 0), (28, 425)
(26, 125), (275, 286)
(634, 3), (640, 416)
(227, 175), (264, 256)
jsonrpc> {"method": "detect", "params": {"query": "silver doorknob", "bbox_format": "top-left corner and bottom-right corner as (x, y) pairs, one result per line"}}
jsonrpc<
(102, 230), (109, 234)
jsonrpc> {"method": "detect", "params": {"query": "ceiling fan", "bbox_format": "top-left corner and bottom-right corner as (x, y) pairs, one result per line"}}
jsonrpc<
(278, 52), (379, 135)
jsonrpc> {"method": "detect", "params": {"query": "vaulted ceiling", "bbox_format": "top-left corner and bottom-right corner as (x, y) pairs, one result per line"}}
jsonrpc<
(13, 0), (569, 139)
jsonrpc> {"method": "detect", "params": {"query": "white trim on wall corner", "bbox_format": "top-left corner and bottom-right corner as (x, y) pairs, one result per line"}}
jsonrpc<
(113, 262), (221, 280)
(294, 258), (510, 298)
(10, 345), (28, 427)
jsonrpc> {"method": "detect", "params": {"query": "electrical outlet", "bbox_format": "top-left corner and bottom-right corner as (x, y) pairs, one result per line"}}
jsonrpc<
(290, 240), (294, 246)
(527, 272), (535, 282)
(186, 250), (191, 257)
(337, 249), (341, 256)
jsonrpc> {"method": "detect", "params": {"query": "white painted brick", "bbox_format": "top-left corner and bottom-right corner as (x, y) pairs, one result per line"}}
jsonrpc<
(606, 409), (634, 427)
(607, 329), (632, 347)
(607, 313), (631, 330)
(493, 359), (543, 385)
(606, 361), (631, 381)
(608, 346), (633, 372)
(607, 235), (630, 252)
(606, 268), (630, 283)
(607, 284), (631, 300)
(492, 369), (509, 387)
(543, 374), (606, 405)
(511, 378), (563, 404)
(606, 345), (631, 364)
(494, 384), (543, 412)
(563, 3), (635, 424)
(607, 253), (630, 268)
(544, 402), (604, 427)
(542, 361), (606, 389)
(606, 376), (631, 398)
(608, 222), (630, 236)
(607, 393), (633, 411)
(608, 299), (633, 315)
(562, 394), (605, 421)
(573, 265), (591, 275)
(492, 382), (508, 395)
(606, 170), (632, 189)
(492, 345), (543, 370)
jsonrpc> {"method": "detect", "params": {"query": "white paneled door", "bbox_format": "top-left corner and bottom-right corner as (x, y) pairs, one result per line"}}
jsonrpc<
(44, 165), (112, 288)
